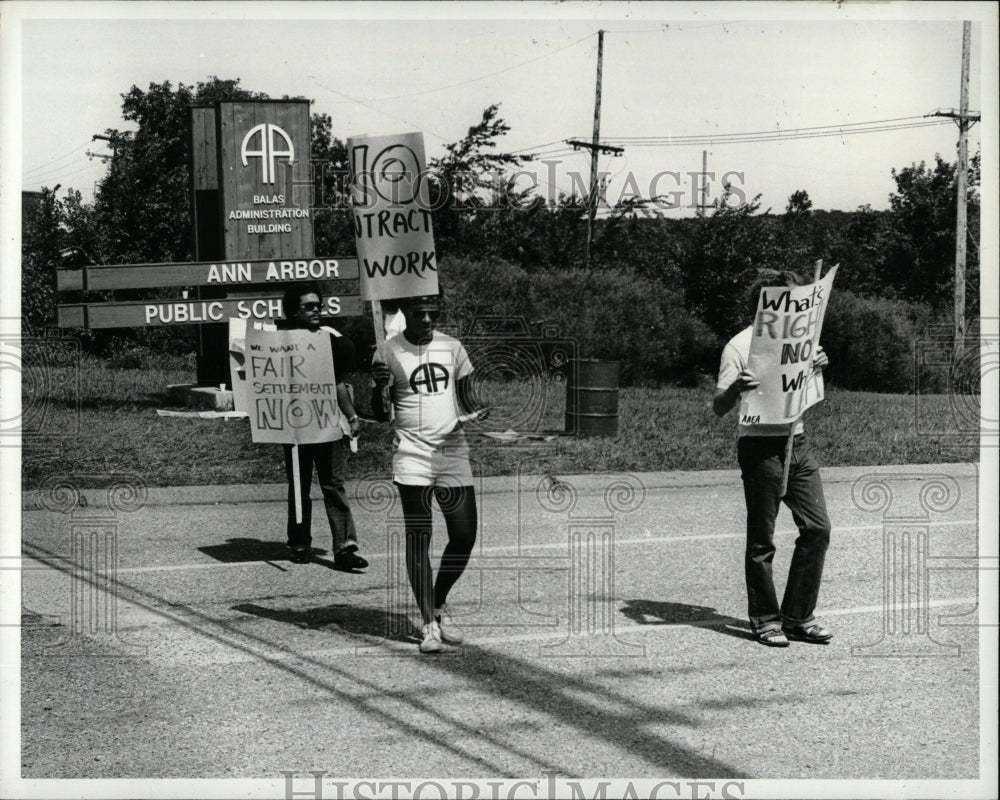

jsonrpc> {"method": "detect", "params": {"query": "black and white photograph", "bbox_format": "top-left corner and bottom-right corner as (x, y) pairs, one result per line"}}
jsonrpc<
(1, 2), (997, 798)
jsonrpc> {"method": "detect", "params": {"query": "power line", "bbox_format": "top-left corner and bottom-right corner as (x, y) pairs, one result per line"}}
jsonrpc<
(328, 34), (595, 105)
(24, 160), (104, 190)
(308, 77), (451, 143)
(605, 115), (939, 141)
(509, 139), (567, 155)
(22, 156), (100, 184)
(602, 119), (954, 147)
(22, 143), (90, 177)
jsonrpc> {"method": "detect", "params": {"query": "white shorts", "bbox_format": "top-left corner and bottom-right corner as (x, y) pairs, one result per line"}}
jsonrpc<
(393, 433), (473, 488)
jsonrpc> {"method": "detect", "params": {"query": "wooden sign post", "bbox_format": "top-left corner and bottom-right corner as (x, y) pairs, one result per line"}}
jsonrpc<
(56, 101), (365, 386)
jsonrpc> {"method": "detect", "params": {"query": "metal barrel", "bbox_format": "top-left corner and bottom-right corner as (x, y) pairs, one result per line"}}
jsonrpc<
(565, 358), (620, 437)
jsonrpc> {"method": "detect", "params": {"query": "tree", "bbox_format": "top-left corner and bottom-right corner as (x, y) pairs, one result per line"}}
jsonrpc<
(91, 78), (272, 265)
(680, 189), (784, 339)
(883, 152), (980, 310)
(785, 189), (813, 216)
(21, 188), (63, 333)
(309, 111), (354, 257)
(427, 104), (532, 258)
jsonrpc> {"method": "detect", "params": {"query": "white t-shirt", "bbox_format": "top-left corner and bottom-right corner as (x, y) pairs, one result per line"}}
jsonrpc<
(717, 326), (804, 438)
(374, 331), (474, 455)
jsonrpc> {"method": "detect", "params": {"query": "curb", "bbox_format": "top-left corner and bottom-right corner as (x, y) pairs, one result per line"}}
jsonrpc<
(21, 463), (978, 510)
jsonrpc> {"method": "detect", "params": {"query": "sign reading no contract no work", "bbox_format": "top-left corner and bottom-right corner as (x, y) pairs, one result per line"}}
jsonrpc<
(348, 132), (439, 301)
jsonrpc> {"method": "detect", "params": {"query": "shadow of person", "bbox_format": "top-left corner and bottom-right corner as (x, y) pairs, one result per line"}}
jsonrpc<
(232, 602), (417, 643)
(620, 600), (755, 642)
(198, 538), (327, 564)
(309, 554), (366, 574)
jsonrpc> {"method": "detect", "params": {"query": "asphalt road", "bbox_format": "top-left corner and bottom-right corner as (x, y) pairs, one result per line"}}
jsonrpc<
(16, 462), (990, 789)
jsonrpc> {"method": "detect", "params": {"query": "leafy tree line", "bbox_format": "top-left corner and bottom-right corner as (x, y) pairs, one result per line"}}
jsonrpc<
(22, 78), (979, 391)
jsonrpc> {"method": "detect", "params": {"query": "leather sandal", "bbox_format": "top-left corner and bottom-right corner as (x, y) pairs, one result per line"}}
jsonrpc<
(782, 623), (833, 643)
(756, 629), (790, 647)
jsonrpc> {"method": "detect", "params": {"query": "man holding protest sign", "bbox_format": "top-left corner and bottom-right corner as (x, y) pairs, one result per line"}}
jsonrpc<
(713, 267), (835, 647)
(277, 282), (367, 570)
(370, 292), (489, 654)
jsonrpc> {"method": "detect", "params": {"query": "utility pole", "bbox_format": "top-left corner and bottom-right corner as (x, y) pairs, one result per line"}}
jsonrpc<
(927, 21), (979, 358)
(587, 29), (604, 267)
(564, 30), (624, 266)
(696, 150), (713, 218)
(954, 21), (972, 360)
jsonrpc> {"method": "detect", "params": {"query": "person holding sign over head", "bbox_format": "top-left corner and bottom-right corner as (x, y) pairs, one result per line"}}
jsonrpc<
(370, 292), (489, 654)
(713, 268), (833, 647)
(281, 282), (368, 571)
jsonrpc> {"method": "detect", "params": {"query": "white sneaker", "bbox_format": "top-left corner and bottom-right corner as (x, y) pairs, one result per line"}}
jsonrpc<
(419, 620), (443, 654)
(435, 605), (464, 645)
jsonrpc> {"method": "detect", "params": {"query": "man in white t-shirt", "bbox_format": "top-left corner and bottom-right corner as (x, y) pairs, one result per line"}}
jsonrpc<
(371, 293), (489, 654)
(714, 269), (833, 647)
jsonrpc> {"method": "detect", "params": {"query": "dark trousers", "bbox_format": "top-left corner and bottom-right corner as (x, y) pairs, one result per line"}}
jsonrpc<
(737, 434), (831, 632)
(396, 483), (478, 624)
(283, 439), (358, 554)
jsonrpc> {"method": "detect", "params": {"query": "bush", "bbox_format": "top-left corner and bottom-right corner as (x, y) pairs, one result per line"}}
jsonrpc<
(822, 289), (947, 392)
(439, 257), (718, 385)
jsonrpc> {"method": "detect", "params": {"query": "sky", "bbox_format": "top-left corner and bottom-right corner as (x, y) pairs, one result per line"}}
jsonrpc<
(5, 1), (994, 217)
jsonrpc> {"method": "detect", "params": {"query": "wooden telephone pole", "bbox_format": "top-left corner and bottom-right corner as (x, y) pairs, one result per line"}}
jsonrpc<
(928, 21), (979, 358)
(566, 30), (623, 265)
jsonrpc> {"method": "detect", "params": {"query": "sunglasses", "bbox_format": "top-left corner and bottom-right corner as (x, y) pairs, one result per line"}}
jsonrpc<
(299, 302), (323, 312)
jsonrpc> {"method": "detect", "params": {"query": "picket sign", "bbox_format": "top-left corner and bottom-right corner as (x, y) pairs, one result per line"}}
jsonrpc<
(347, 131), (441, 420)
(780, 259), (824, 497)
(243, 326), (344, 524)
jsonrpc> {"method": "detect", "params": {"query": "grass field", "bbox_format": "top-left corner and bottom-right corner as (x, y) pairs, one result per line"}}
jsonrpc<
(20, 355), (978, 489)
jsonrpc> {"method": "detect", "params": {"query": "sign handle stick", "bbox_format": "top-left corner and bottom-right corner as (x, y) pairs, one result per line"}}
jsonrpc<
(370, 301), (394, 421)
(291, 444), (303, 524)
(781, 259), (823, 497)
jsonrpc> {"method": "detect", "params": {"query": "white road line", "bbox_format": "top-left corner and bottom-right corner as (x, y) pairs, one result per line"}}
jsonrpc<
(76, 518), (976, 575)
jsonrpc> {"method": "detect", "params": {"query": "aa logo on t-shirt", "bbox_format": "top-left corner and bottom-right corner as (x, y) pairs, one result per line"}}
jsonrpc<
(409, 362), (450, 394)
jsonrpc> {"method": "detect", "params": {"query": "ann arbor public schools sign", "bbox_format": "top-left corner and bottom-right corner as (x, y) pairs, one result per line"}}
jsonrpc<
(218, 101), (314, 259)
(56, 258), (361, 329)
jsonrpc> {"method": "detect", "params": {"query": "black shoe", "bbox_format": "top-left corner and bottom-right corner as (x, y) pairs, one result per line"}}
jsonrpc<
(334, 551), (369, 571)
(289, 547), (311, 564)
(782, 623), (833, 643)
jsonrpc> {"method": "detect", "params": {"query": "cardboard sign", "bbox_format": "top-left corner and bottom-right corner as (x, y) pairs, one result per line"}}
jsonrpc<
(740, 265), (838, 425)
(244, 327), (341, 445)
(348, 132), (439, 301)
(228, 317), (277, 415)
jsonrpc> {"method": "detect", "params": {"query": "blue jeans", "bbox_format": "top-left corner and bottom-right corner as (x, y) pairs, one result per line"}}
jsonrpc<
(737, 434), (831, 632)
(283, 439), (358, 554)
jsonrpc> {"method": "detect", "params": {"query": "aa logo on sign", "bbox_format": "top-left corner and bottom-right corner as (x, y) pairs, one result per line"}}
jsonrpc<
(241, 123), (295, 184)
(410, 363), (449, 394)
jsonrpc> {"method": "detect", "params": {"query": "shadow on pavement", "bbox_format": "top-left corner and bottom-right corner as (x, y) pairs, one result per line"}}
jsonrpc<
(620, 600), (755, 642)
(198, 538), (327, 563)
(232, 602), (417, 642)
(423, 640), (751, 778)
(24, 537), (753, 778)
